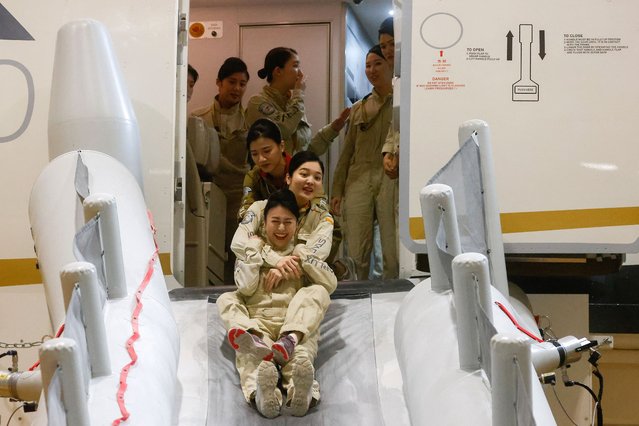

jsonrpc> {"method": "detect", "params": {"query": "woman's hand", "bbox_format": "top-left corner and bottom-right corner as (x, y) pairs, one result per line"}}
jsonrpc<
(330, 196), (342, 216)
(295, 70), (306, 92)
(330, 107), (351, 132)
(383, 152), (399, 179)
(264, 269), (284, 292)
(276, 256), (301, 279)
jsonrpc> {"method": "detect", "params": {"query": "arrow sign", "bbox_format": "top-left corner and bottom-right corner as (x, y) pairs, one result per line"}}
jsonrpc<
(506, 30), (513, 61)
(0, 4), (34, 40)
(539, 30), (546, 60)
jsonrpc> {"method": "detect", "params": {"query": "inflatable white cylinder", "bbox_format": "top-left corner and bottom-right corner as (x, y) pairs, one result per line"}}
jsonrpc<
(395, 278), (555, 425)
(40, 338), (90, 426)
(458, 120), (508, 298)
(48, 19), (143, 188)
(30, 151), (179, 424)
(452, 252), (492, 370)
(491, 334), (532, 426)
(60, 262), (111, 377)
(420, 183), (461, 291)
(83, 194), (127, 299)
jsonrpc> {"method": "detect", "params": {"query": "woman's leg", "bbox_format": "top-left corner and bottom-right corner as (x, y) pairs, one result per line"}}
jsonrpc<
(377, 175), (399, 278)
(342, 177), (376, 280)
(280, 329), (320, 416)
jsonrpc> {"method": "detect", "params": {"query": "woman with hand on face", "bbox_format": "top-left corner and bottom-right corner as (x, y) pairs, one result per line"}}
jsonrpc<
(246, 47), (350, 155)
(330, 45), (399, 280)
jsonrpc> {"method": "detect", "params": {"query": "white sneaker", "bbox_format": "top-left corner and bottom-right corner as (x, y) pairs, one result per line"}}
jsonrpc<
(288, 358), (314, 416)
(255, 361), (281, 418)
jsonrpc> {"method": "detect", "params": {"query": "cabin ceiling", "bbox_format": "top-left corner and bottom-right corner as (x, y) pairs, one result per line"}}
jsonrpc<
(189, 0), (392, 45)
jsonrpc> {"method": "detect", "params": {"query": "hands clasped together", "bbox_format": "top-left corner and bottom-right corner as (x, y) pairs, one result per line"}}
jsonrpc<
(264, 256), (303, 292)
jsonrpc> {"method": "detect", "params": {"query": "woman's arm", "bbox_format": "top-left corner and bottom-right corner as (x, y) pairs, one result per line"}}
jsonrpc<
(293, 242), (338, 294)
(233, 237), (265, 296)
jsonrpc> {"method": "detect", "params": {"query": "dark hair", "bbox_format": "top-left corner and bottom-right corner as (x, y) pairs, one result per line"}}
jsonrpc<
(367, 44), (385, 60)
(217, 57), (249, 81)
(289, 150), (324, 177)
(257, 47), (298, 82)
(246, 118), (283, 151)
(188, 64), (199, 82)
(264, 189), (300, 220)
(378, 17), (394, 38)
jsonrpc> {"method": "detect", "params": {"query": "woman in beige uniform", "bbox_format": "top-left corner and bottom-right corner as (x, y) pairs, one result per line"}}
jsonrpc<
(191, 57), (250, 281)
(220, 152), (336, 417)
(246, 46), (349, 155)
(218, 189), (337, 418)
(330, 45), (398, 280)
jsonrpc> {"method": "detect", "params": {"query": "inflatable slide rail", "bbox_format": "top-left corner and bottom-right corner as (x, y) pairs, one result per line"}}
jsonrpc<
(29, 151), (179, 425)
(395, 120), (598, 425)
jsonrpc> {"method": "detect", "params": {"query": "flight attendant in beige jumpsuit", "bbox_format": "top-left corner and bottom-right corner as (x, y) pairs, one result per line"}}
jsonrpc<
(191, 57), (250, 282)
(330, 45), (398, 280)
(246, 46), (350, 155)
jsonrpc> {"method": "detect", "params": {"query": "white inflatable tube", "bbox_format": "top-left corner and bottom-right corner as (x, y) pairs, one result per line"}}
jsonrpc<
(83, 194), (127, 299)
(491, 334), (533, 426)
(30, 151), (179, 425)
(60, 262), (111, 377)
(452, 252), (494, 370)
(40, 338), (90, 426)
(48, 19), (143, 188)
(394, 277), (556, 425)
(420, 183), (461, 291)
(458, 120), (509, 298)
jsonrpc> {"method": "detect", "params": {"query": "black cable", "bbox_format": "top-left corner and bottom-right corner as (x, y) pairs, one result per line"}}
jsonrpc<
(570, 381), (603, 426)
(0, 350), (17, 359)
(6, 404), (25, 426)
(593, 367), (604, 403)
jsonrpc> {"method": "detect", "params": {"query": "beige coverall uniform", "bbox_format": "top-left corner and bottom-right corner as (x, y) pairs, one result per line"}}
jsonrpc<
(332, 89), (399, 280)
(246, 85), (338, 155)
(191, 99), (248, 282)
(220, 199), (337, 403)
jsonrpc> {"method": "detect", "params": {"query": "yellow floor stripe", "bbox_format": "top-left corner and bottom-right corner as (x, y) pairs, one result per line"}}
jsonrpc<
(1, 253), (172, 286)
(409, 206), (639, 240)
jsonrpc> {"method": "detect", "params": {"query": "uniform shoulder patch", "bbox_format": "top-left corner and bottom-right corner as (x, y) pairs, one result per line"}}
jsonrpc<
(243, 186), (252, 196)
(258, 103), (276, 116)
(241, 210), (256, 225)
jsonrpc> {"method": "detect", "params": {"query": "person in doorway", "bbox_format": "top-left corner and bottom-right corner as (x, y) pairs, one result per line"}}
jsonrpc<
(187, 64), (198, 103)
(191, 57), (250, 283)
(218, 188), (337, 418)
(246, 46), (350, 155)
(330, 45), (398, 280)
(378, 17), (399, 180)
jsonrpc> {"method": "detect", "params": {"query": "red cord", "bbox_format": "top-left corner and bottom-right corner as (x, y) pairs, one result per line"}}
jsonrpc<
(494, 301), (544, 343)
(112, 211), (159, 426)
(28, 324), (66, 371)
